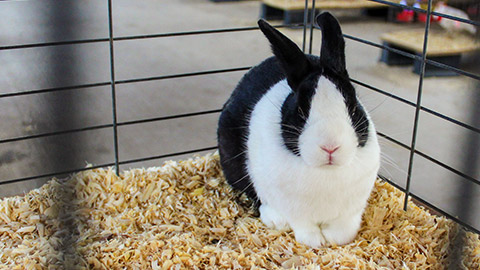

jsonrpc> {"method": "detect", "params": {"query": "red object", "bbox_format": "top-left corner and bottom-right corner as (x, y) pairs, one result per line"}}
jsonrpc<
(418, 13), (428, 22)
(397, 10), (415, 22)
(418, 13), (442, 23)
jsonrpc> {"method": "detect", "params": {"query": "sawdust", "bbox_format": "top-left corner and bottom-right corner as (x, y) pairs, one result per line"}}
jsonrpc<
(0, 153), (478, 269)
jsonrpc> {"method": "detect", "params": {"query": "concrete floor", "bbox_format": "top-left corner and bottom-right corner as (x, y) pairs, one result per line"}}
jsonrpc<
(0, 0), (479, 229)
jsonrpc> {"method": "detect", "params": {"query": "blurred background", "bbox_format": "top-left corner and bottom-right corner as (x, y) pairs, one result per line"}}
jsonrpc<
(0, 0), (479, 231)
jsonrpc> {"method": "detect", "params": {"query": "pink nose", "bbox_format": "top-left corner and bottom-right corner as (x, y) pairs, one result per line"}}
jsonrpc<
(321, 146), (340, 154)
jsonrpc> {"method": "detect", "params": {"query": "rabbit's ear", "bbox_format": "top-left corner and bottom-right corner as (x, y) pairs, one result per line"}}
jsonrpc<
(316, 12), (346, 74)
(258, 19), (310, 90)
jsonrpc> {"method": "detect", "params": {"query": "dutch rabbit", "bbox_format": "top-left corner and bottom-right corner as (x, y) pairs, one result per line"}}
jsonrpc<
(217, 12), (380, 247)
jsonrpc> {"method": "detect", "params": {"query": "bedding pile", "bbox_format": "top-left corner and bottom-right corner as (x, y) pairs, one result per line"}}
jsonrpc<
(0, 153), (478, 269)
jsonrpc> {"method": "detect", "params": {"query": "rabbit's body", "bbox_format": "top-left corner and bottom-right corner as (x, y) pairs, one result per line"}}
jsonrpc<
(218, 13), (380, 247)
(217, 57), (284, 203)
(247, 75), (380, 247)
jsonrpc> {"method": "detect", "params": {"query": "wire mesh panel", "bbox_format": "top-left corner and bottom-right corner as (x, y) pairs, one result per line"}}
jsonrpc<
(0, 0), (479, 266)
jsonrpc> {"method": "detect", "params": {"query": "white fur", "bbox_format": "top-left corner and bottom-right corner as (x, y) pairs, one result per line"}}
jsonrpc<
(246, 77), (380, 248)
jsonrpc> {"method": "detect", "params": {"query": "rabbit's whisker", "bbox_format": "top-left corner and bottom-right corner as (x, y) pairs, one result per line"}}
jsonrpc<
(222, 150), (248, 164)
(230, 173), (251, 186)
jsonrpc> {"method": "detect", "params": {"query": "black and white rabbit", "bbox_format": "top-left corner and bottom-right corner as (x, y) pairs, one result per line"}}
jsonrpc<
(217, 12), (380, 247)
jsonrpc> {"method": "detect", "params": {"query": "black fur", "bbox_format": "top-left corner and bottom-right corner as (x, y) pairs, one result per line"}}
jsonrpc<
(317, 12), (347, 75)
(315, 12), (369, 146)
(218, 57), (284, 204)
(258, 19), (311, 90)
(280, 58), (322, 155)
(322, 67), (370, 147)
(217, 13), (370, 204)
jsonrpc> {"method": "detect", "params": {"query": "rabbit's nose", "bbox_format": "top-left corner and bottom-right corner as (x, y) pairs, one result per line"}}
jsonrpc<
(320, 146), (340, 154)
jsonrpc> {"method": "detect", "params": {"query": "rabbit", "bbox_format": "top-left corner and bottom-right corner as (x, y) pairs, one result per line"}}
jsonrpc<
(217, 12), (380, 248)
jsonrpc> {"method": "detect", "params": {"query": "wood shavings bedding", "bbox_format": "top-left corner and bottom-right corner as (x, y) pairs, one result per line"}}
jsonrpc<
(0, 153), (478, 269)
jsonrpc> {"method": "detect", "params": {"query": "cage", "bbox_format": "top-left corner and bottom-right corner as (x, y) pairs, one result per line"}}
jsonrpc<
(0, 0), (479, 268)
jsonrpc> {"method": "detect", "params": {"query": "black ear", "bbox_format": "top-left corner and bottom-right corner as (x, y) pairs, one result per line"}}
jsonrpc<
(316, 12), (346, 74)
(258, 19), (311, 90)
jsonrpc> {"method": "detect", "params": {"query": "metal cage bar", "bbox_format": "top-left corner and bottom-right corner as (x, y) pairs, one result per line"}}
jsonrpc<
(107, 0), (120, 175)
(402, 0), (431, 210)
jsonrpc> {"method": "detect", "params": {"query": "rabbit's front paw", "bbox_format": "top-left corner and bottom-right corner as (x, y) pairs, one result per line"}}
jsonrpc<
(292, 225), (327, 248)
(259, 204), (289, 231)
(321, 213), (362, 245)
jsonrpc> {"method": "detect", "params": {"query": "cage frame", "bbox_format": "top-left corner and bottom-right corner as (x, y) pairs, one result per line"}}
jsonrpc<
(0, 0), (479, 237)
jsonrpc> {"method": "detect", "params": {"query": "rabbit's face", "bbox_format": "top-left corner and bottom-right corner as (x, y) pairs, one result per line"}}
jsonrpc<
(298, 76), (358, 168)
